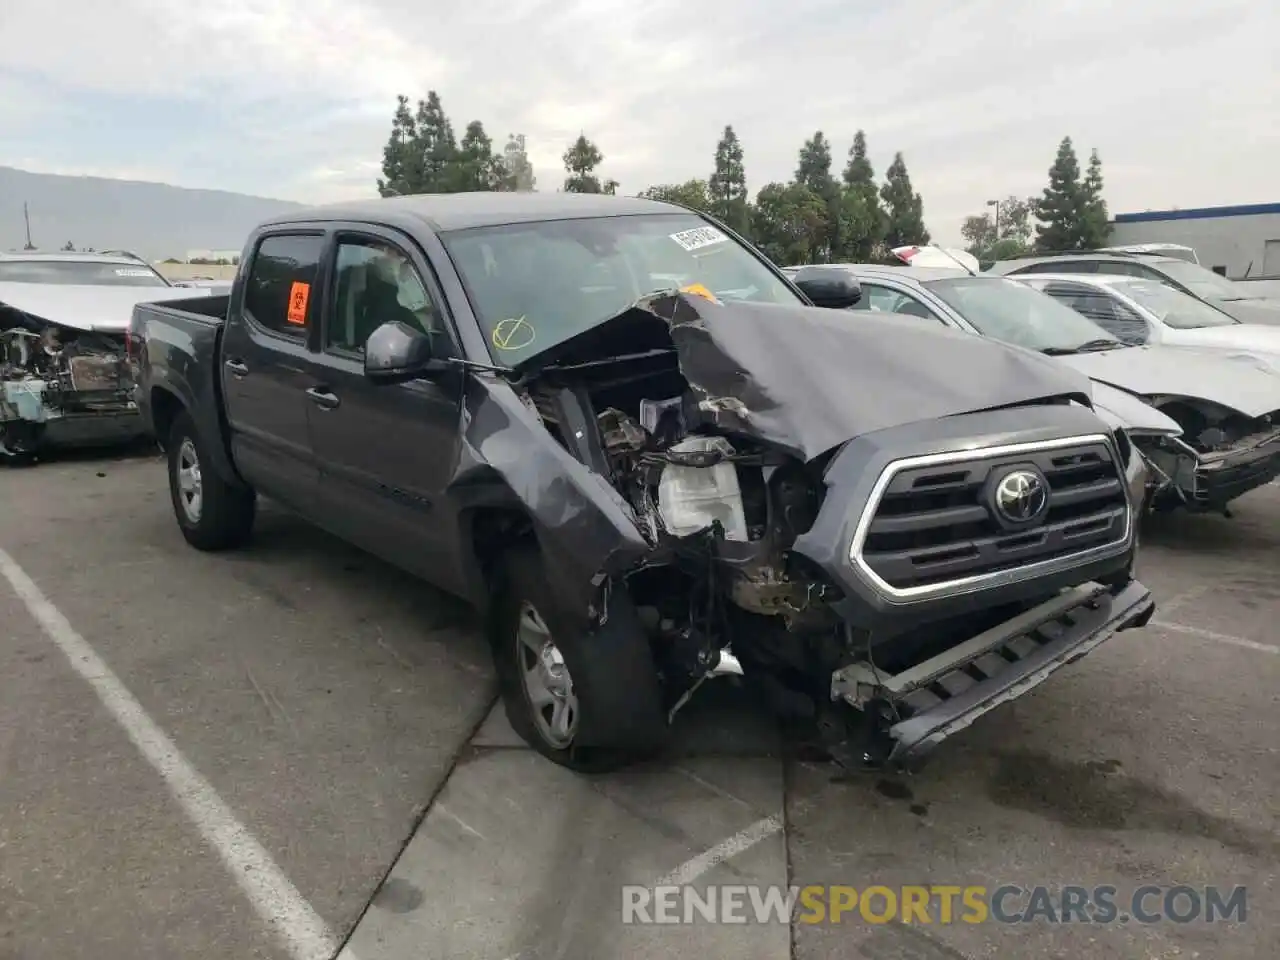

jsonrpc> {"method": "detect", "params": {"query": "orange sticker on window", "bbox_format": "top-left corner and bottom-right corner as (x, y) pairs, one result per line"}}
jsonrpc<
(286, 281), (310, 325)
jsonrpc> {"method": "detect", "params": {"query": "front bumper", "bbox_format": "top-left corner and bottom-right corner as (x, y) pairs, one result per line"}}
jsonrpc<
(831, 578), (1154, 767)
(1192, 437), (1280, 510)
(2, 379), (147, 452)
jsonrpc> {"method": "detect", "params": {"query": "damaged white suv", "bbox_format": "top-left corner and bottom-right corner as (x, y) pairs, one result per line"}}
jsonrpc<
(0, 251), (209, 461)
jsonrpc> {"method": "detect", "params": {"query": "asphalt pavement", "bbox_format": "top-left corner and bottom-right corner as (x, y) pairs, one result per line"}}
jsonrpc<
(1, 447), (1276, 960)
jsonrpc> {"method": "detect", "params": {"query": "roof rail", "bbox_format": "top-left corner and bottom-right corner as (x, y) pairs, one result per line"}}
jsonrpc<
(1000, 248), (1157, 261)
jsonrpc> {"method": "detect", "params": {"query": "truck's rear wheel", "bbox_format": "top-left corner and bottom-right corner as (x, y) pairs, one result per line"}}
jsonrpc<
(168, 410), (255, 551)
(489, 545), (668, 772)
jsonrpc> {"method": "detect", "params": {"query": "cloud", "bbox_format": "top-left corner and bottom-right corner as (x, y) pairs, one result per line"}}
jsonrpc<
(2, 0), (1278, 242)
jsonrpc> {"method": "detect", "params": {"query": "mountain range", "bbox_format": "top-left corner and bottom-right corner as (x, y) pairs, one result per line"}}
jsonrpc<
(1, 166), (307, 260)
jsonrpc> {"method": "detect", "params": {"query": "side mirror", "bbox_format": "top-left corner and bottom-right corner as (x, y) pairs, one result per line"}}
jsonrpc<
(792, 266), (862, 309)
(364, 321), (438, 384)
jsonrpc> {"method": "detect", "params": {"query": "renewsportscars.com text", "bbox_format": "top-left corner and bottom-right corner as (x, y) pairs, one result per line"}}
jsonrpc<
(621, 884), (1248, 926)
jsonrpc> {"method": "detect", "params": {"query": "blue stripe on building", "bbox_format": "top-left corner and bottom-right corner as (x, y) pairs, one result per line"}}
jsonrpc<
(1113, 202), (1280, 224)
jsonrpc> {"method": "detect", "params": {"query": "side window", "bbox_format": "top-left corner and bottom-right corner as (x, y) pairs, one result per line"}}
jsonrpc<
(1043, 282), (1149, 344)
(243, 234), (324, 339)
(853, 284), (944, 323)
(328, 238), (438, 354)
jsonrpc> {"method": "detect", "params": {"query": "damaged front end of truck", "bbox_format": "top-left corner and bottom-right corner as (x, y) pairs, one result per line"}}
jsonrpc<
(1, 296), (144, 462)
(463, 289), (1155, 769)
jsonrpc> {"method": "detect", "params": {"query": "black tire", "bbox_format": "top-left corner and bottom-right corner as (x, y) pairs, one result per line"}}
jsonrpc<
(489, 544), (669, 772)
(168, 410), (256, 551)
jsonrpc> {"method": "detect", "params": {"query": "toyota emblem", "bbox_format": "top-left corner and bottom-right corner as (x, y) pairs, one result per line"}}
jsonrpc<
(993, 469), (1049, 524)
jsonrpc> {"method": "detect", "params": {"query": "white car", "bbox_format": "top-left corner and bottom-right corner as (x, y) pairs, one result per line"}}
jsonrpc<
(1014, 273), (1280, 366)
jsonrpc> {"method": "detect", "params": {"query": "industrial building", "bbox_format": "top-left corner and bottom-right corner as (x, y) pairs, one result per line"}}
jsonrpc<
(1108, 202), (1280, 280)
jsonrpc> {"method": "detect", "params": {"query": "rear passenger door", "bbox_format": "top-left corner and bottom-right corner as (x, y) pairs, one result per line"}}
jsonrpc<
(220, 231), (326, 508)
(302, 227), (467, 591)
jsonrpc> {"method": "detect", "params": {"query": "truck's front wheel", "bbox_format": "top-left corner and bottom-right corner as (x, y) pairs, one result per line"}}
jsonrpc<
(489, 545), (668, 772)
(168, 410), (255, 551)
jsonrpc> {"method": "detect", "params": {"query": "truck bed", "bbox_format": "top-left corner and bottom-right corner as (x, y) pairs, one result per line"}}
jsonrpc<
(130, 294), (230, 459)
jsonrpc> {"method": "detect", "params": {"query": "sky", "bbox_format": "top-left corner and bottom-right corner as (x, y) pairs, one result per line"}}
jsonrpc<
(1, 0), (1277, 245)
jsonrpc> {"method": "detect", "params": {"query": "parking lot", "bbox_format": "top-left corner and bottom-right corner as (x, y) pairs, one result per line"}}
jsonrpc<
(2, 447), (1276, 960)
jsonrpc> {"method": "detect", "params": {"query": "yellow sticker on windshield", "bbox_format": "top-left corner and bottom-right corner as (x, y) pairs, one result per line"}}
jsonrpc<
(492, 316), (536, 350)
(680, 283), (720, 304)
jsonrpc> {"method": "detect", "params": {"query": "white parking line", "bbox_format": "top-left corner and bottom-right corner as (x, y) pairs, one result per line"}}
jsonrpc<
(1152, 619), (1279, 655)
(654, 814), (784, 886)
(0, 547), (351, 960)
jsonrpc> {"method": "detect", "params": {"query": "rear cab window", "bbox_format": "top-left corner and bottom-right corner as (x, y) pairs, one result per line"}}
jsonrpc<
(242, 234), (325, 341)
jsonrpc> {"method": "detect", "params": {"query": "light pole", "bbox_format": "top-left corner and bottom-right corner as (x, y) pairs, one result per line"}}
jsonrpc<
(986, 198), (1000, 240)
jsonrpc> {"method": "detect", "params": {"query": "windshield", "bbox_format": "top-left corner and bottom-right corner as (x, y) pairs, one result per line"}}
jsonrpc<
(923, 277), (1122, 352)
(1156, 260), (1251, 300)
(1113, 279), (1239, 329)
(440, 213), (802, 364)
(0, 259), (170, 287)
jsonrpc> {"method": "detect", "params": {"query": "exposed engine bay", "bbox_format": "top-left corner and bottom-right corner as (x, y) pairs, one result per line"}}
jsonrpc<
(522, 357), (867, 751)
(507, 291), (1149, 767)
(1, 304), (138, 460)
(1137, 397), (1280, 513)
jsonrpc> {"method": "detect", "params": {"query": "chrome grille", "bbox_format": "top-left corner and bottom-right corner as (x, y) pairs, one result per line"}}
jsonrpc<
(853, 436), (1130, 596)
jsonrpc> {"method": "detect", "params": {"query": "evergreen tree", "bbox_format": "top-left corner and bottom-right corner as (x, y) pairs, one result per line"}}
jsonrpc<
(1079, 148), (1110, 248)
(377, 95), (417, 196)
(795, 132), (839, 259)
(795, 132), (835, 194)
(1034, 136), (1082, 252)
(455, 121), (505, 191)
(562, 134), (605, 193)
(838, 130), (886, 260)
(880, 152), (930, 247)
(708, 125), (749, 236)
(413, 91), (458, 192)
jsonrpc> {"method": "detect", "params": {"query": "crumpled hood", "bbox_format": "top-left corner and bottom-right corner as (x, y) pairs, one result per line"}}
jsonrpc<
(0, 282), (214, 333)
(520, 291), (1095, 462)
(1054, 344), (1280, 418)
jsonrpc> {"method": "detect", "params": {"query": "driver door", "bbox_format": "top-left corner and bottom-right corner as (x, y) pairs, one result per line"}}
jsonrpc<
(303, 226), (465, 589)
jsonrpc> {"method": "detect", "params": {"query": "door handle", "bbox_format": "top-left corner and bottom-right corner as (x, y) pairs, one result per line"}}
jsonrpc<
(305, 387), (341, 410)
(224, 359), (249, 377)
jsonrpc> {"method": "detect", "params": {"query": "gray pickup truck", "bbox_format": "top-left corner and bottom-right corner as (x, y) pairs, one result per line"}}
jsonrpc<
(130, 193), (1155, 772)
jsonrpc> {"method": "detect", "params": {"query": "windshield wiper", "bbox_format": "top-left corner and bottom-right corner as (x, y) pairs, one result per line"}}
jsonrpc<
(1040, 339), (1123, 356)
